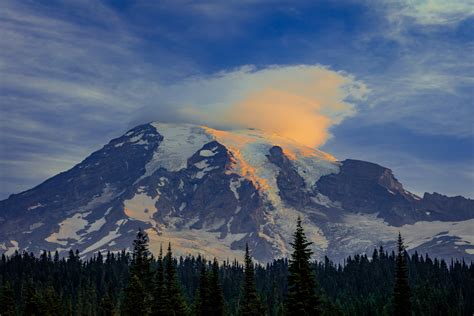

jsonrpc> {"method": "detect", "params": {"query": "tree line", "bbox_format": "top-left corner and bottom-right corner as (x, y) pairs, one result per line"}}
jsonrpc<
(0, 218), (472, 315)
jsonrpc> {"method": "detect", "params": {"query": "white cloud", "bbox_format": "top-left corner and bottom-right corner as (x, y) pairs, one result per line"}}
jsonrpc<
(396, 0), (474, 25)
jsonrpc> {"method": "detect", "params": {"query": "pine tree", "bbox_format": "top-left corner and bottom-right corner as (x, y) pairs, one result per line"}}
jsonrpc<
(286, 217), (321, 315)
(165, 243), (189, 316)
(0, 281), (15, 316)
(240, 243), (264, 316)
(209, 258), (225, 316)
(393, 232), (411, 316)
(151, 245), (169, 315)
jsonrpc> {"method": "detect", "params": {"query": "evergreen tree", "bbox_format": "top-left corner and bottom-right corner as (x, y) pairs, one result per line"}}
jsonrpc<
(39, 286), (61, 316)
(240, 243), (264, 316)
(122, 229), (153, 315)
(165, 243), (189, 315)
(22, 280), (41, 316)
(151, 245), (169, 315)
(98, 285), (115, 316)
(122, 274), (149, 315)
(286, 217), (321, 316)
(393, 233), (411, 316)
(0, 230), (472, 315)
(0, 281), (15, 316)
(131, 228), (152, 284)
(209, 258), (225, 316)
(195, 264), (212, 316)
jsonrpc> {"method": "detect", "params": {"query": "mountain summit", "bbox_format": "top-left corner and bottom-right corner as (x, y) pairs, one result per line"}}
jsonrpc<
(1, 122), (473, 262)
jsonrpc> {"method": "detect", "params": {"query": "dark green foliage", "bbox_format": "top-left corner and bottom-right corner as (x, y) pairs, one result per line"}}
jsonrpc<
(209, 258), (226, 316)
(165, 243), (189, 315)
(39, 285), (62, 316)
(151, 245), (169, 315)
(22, 279), (41, 315)
(123, 229), (152, 315)
(0, 281), (15, 316)
(195, 264), (212, 316)
(286, 217), (321, 315)
(131, 228), (152, 284)
(240, 244), (264, 316)
(123, 274), (148, 315)
(195, 258), (225, 316)
(0, 229), (472, 315)
(393, 233), (411, 316)
(99, 286), (115, 316)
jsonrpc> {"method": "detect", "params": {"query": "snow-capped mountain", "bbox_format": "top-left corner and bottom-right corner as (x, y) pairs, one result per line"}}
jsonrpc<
(1, 122), (473, 262)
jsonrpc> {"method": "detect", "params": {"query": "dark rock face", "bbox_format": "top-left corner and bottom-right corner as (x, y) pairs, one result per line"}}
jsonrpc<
(266, 146), (311, 209)
(315, 159), (474, 226)
(417, 192), (474, 221)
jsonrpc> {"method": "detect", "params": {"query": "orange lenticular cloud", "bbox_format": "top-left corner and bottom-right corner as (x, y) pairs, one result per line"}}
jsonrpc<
(228, 88), (333, 148)
(155, 65), (368, 148)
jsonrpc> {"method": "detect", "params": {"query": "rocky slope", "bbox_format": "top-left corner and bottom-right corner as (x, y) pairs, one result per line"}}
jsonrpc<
(0, 122), (472, 262)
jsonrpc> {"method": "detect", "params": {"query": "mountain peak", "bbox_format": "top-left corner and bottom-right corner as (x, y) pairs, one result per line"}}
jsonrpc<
(1, 122), (472, 262)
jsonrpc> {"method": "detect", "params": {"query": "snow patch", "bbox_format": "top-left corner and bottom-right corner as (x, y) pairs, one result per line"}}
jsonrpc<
(69, 184), (115, 215)
(29, 222), (44, 230)
(81, 219), (126, 255)
(27, 203), (44, 211)
(129, 133), (144, 143)
(229, 178), (244, 200)
(148, 123), (213, 172)
(200, 149), (216, 157)
(338, 213), (474, 252)
(86, 217), (106, 233)
(123, 192), (160, 227)
(1, 240), (19, 256)
(45, 212), (92, 246)
(194, 160), (210, 169)
(311, 193), (339, 208)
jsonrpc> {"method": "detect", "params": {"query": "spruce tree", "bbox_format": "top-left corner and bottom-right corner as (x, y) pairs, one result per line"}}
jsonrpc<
(98, 285), (115, 316)
(286, 217), (321, 315)
(240, 243), (264, 316)
(165, 243), (189, 315)
(122, 229), (152, 315)
(122, 274), (149, 315)
(39, 286), (61, 316)
(196, 264), (212, 316)
(209, 258), (225, 316)
(131, 228), (152, 284)
(0, 281), (15, 316)
(23, 280), (41, 316)
(151, 245), (169, 315)
(393, 232), (411, 316)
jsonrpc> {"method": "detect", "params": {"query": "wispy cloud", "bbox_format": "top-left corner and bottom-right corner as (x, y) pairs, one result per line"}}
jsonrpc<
(390, 0), (474, 25)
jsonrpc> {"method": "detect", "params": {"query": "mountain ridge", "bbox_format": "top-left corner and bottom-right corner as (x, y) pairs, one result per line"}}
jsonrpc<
(1, 122), (472, 262)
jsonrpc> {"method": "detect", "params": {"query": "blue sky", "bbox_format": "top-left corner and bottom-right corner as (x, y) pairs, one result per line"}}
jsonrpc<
(0, 0), (473, 199)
